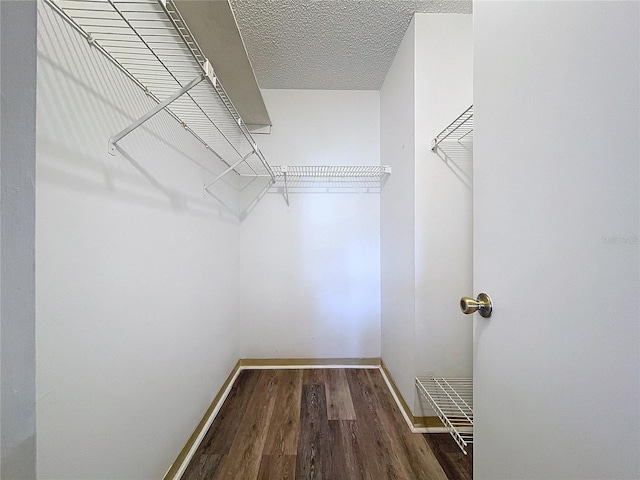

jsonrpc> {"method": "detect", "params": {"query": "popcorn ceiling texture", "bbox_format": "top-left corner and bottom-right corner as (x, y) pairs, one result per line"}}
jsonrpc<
(229, 0), (472, 90)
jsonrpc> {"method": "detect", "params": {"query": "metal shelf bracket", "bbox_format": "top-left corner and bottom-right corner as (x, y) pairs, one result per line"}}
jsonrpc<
(281, 166), (289, 206)
(108, 73), (206, 155)
(203, 150), (257, 195)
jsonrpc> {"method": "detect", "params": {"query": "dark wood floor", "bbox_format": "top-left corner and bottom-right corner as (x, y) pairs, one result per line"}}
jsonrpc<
(425, 434), (472, 480)
(182, 368), (472, 480)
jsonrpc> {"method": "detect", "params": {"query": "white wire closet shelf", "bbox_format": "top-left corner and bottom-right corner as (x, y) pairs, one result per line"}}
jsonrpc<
(268, 165), (391, 205)
(46, 0), (274, 182)
(416, 377), (473, 454)
(431, 105), (473, 151)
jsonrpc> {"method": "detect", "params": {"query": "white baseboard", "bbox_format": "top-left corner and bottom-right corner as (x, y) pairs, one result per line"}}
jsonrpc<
(168, 366), (243, 480)
(168, 358), (443, 479)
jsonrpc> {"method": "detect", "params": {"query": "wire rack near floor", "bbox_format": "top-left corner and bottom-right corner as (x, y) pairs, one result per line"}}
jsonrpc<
(416, 377), (473, 454)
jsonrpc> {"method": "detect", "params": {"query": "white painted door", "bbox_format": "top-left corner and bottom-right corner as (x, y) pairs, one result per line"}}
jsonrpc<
(472, 2), (639, 479)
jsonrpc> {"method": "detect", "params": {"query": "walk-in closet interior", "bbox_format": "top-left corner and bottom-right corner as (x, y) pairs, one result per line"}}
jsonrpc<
(34, 2), (473, 476)
(2, 0), (638, 479)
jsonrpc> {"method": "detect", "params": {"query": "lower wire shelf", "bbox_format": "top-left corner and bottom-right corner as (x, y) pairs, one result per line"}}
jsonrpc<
(415, 377), (473, 454)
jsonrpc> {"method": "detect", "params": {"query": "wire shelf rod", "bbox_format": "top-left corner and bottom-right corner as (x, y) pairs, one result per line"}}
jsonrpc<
(458, 128), (473, 142)
(438, 378), (473, 416)
(88, 27), (186, 33)
(95, 50), (187, 57)
(87, 34), (184, 41)
(106, 1), (184, 82)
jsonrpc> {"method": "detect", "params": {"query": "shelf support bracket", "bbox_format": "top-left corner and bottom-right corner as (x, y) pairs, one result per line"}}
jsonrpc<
(282, 167), (289, 206)
(108, 73), (206, 155)
(203, 150), (256, 195)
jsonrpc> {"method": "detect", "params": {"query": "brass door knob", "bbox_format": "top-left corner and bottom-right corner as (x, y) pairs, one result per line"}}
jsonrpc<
(460, 293), (493, 318)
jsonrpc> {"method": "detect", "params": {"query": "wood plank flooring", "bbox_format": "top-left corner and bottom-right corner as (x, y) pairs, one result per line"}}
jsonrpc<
(425, 434), (472, 480)
(182, 368), (472, 480)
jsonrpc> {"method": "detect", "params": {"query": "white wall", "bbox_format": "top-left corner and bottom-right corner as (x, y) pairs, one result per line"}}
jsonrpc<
(1, 1), (37, 478)
(380, 15), (473, 416)
(380, 18), (416, 407)
(414, 14), (473, 411)
(473, 1), (639, 478)
(36, 4), (241, 479)
(239, 89), (381, 359)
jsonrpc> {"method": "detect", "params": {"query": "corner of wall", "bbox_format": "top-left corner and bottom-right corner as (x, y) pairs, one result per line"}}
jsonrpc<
(380, 14), (417, 414)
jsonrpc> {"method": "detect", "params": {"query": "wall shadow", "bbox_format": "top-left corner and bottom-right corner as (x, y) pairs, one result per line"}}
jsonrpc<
(433, 139), (473, 190)
(37, 1), (272, 223)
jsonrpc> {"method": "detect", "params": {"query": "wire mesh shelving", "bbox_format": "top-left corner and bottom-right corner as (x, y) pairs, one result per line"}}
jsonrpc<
(45, 0), (393, 205)
(431, 105), (473, 151)
(416, 376), (473, 454)
(45, 0), (273, 182)
(269, 165), (391, 204)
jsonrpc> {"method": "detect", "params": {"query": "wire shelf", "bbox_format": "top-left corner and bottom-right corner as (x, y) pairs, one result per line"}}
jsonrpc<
(239, 165), (391, 204)
(271, 165), (391, 178)
(431, 105), (473, 151)
(270, 165), (390, 196)
(46, 0), (273, 180)
(416, 377), (473, 454)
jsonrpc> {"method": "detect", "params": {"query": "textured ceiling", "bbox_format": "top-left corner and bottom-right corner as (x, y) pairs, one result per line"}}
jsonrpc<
(229, 0), (472, 90)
